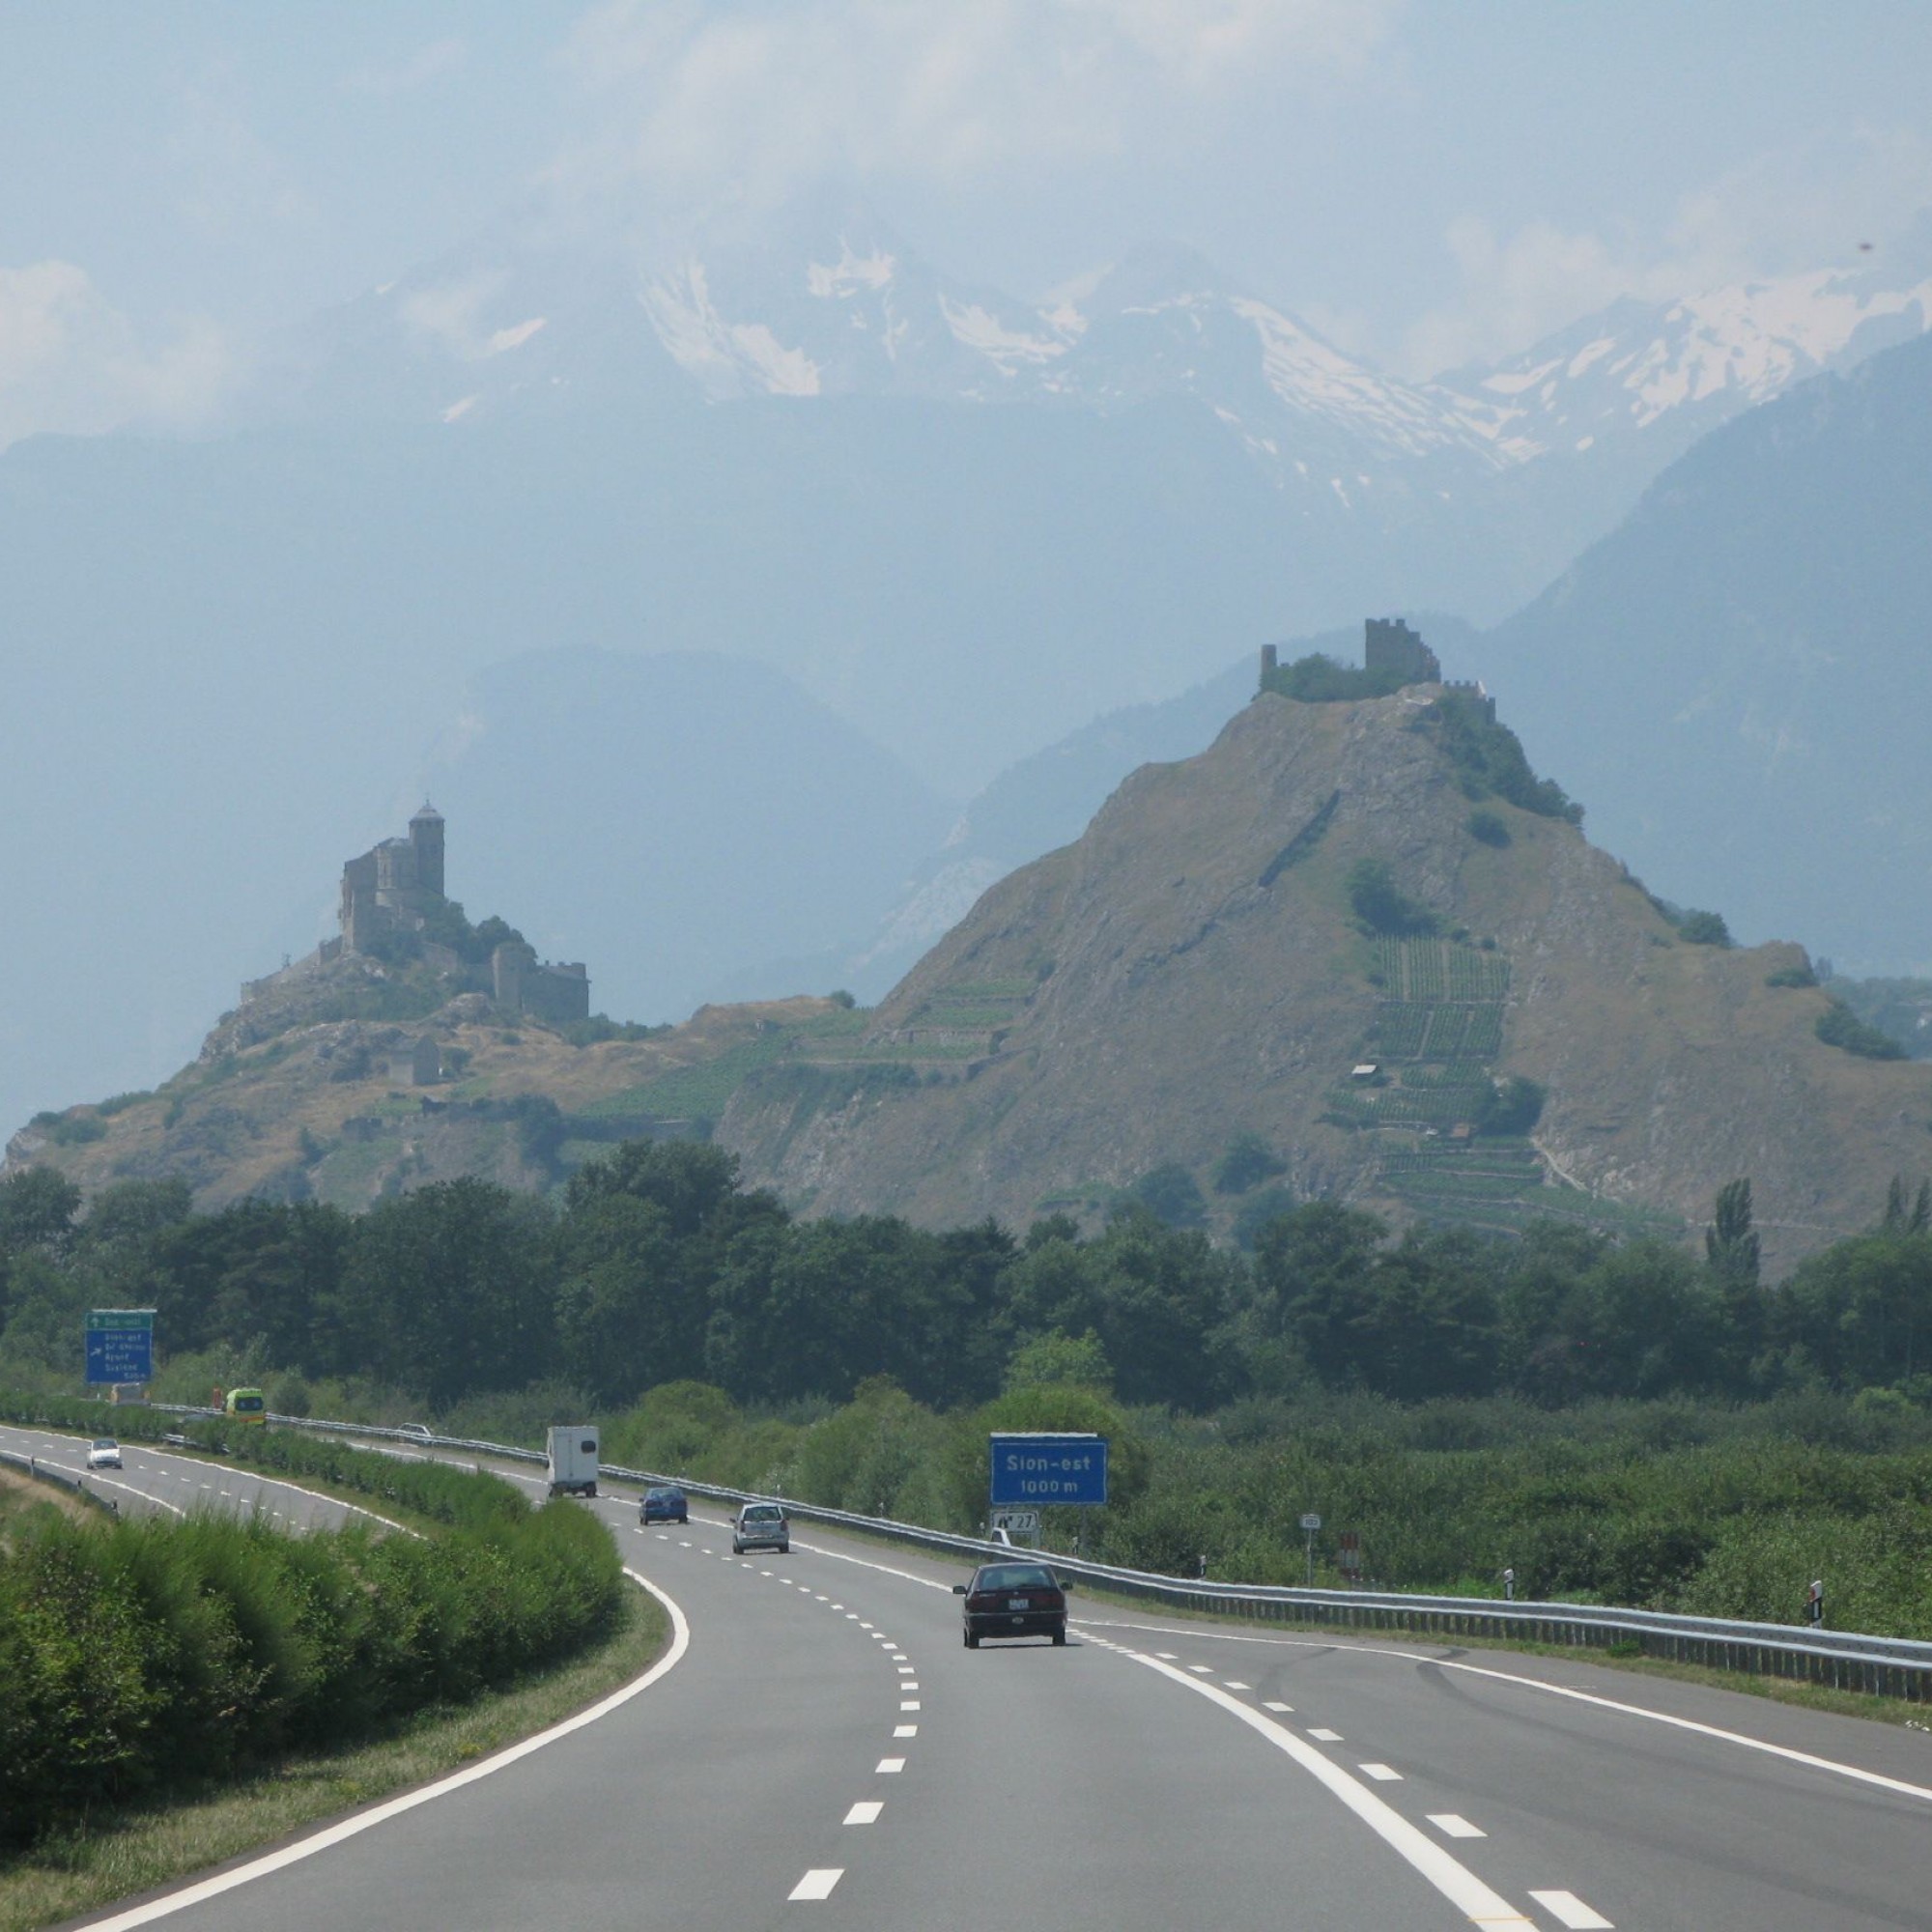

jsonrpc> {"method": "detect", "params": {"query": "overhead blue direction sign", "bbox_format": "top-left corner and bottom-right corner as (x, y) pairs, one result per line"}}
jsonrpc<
(988, 1432), (1108, 1506)
(85, 1309), (155, 1385)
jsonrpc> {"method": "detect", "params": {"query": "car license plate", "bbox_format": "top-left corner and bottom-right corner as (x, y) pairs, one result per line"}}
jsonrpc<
(1009, 1597), (1030, 1609)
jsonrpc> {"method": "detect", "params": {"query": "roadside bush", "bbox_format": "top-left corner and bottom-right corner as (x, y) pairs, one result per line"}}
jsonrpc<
(0, 1460), (621, 1852)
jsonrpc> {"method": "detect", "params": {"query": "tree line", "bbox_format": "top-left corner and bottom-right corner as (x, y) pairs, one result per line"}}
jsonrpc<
(3, 1150), (1930, 1414)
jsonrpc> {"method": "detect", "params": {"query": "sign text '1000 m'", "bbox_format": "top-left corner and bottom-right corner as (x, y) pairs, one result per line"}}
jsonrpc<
(988, 1432), (1109, 1506)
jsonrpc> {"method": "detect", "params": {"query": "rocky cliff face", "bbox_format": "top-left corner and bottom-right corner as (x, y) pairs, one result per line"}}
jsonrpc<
(719, 689), (1931, 1271)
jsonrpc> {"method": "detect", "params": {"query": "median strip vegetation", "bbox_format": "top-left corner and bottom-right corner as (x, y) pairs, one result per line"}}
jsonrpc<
(0, 1447), (624, 1866)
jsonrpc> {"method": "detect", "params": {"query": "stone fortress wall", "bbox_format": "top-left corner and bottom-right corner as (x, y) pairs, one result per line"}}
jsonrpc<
(1261, 616), (1495, 722)
(241, 806), (589, 1032)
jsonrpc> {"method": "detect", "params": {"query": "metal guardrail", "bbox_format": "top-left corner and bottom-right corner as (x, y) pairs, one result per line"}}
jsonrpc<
(0, 1444), (118, 1515)
(128, 1404), (1932, 1702)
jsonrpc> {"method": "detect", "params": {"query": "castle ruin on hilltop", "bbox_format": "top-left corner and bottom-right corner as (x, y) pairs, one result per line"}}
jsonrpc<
(1260, 617), (1494, 720)
(241, 805), (589, 1027)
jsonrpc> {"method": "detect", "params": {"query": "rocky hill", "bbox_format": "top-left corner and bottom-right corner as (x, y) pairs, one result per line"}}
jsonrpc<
(5, 950), (857, 1212)
(717, 682), (1932, 1274)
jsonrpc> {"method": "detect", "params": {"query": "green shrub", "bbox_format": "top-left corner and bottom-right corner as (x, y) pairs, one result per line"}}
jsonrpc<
(1212, 1133), (1286, 1196)
(0, 1457), (621, 1853)
(1677, 909), (1733, 947)
(1765, 963), (1819, 989)
(1465, 809), (1511, 847)
(1413, 690), (1583, 823)
(1263, 653), (1408, 702)
(1346, 860), (1440, 938)
(1815, 1000), (1908, 1060)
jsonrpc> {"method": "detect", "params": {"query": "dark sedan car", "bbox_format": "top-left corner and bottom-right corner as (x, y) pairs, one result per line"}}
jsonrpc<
(953, 1561), (1068, 1647)
(639, 1485), (689, 1525)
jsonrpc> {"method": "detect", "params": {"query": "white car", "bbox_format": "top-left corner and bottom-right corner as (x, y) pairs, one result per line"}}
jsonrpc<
(731, 1502), (790, 1555)
(87, 1437), (123, 1470)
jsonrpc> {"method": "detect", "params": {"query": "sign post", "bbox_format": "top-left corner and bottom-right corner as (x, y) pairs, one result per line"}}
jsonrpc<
(85, 1310), (156, 1388)
(1299, 1512), (1322, 1588)
(989, 1508), (1042, 1546)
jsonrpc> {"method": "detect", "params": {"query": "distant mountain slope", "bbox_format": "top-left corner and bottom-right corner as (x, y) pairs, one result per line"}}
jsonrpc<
(1473, 327), (1932, 974)
(421, 648), (953, 1025)
(718, 684), (1931, 1271)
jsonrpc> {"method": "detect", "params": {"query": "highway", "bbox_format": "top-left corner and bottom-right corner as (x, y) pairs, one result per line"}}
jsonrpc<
(13, 1435), (1931, 1930)
(0, 1422), (385, 1533)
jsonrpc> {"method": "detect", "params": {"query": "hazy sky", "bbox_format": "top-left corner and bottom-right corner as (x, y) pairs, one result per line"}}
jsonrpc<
(4, 2), (1931, 442)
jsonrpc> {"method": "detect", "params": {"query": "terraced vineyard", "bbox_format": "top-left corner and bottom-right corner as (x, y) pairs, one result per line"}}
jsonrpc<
(1325, 940), (1534, 1230)
(1323, 939), (1684, 1238)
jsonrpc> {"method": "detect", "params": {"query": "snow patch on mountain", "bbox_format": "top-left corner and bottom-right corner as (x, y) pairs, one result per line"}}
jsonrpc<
(939, 297), (1068, 373)
(644, 261), (822, 398)
(807, 240), (896, 298)
(485, 317), (547, 355)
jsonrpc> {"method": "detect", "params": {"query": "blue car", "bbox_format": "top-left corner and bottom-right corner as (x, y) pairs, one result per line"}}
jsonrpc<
(639, 1485), (689, 1525)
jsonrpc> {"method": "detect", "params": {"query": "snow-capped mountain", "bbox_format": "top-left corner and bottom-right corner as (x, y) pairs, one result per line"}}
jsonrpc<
(270, 195), (1932, 541)
(269, 200), (1502, 489)
(1442, 216), (1932, 472)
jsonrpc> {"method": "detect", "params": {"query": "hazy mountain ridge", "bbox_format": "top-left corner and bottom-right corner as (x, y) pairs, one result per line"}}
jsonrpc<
(1471, 324), (1932, 975)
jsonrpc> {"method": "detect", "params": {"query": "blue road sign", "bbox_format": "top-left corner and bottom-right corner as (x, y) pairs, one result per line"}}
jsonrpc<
(85, 1311), (155, 1385)
(988, 1433), (1108, 1506)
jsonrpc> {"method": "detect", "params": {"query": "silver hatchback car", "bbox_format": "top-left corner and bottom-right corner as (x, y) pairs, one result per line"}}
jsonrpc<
(731, 1501), (790, 1555)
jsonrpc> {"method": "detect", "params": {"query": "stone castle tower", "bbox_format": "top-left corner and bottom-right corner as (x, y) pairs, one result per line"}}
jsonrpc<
(340, 802), (445, 953)
(242, 805), (592, 1027)
(409, 801), (444, 897)
(1363, 617), (1441, 686)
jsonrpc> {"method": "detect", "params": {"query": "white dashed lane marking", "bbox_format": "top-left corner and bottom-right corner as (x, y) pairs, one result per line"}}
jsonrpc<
(900, 1700), (921, 1712)
(894, 1725), (917, 1738)
(1264, 1701), (1294, 1713)
(1359, 1763), (1403, 1782)
(1529, 1892), (1612, 1929)
(1428, 1814), (1486, 1839)
(1308, 1728), (1344, 1743)
(876, 1758), (904, 1775)
(842, 1802), (884, 1825)
(789, 1869), (843, 1900)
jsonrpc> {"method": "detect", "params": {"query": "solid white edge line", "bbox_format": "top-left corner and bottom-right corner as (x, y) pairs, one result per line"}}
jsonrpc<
(1078, 1615), (1932, 1807)
(1122, 1652), (1533, 1928)
(75, 1567), (691, 1932)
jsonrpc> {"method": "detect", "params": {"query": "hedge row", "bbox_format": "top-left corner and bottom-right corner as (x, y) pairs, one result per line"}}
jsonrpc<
(0, 1457), (620, 1851)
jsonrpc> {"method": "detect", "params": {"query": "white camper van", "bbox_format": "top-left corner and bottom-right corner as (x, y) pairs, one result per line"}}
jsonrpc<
(546, 1425), (600, 1498)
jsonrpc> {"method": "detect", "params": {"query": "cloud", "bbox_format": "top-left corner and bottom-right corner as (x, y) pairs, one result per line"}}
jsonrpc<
(546, 0), (1393, 211)
(1402, 128), (1932, 378)
(0, 261), (232, 449)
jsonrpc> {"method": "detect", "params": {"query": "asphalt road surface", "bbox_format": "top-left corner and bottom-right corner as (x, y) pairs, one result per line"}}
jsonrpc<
(0, 1421), (378, 1533)
(44, 1456), (1932, 1932)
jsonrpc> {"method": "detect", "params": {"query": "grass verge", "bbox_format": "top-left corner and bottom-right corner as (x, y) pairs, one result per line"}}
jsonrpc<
(0, 1577), (668, 1932)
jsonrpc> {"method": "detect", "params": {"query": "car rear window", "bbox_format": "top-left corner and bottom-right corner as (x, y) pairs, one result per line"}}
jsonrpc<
(978, 1564), (1055, 1590)
(744, 1504), (782, 1520)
